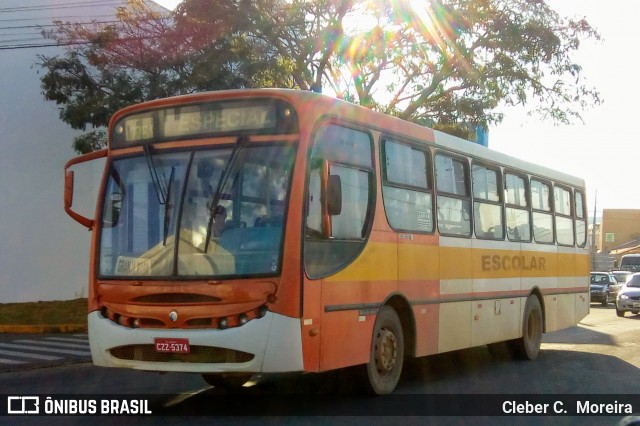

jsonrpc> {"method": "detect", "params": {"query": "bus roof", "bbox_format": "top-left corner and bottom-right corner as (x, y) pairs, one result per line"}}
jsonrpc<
(110, 88), (585, 189)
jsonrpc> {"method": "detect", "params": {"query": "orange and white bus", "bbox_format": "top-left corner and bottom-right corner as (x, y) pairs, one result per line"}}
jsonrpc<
(64, 89), (589, 394)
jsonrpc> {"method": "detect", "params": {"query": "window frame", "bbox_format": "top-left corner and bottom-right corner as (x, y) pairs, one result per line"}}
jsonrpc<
(553, 184), (575, 247)
(504, 170), (532, 243)
(471, 161), (504, 240)
(434, 150), (472, 238)
(381, 137), (435, 234)
(530, 177), (555, 244)
(574, 189), (587, 248)
(303, 120), (376, 280)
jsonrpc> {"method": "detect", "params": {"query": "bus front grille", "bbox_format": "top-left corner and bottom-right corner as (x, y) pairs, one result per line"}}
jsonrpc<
(109, 345), (254, 364)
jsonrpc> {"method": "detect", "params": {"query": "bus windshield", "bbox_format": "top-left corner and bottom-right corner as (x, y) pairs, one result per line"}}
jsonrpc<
(99, 143), (296, 278)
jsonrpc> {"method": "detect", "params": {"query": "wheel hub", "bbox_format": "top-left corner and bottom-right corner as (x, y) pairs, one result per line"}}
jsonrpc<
(375, 328), (398, 373)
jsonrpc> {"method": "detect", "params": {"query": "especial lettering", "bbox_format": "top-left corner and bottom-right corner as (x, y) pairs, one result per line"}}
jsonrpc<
(481, 255), (546, 272)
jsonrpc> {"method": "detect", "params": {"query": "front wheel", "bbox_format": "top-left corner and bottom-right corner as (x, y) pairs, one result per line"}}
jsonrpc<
(366, 306), (404, 395)
(513, 295), (543, 360)
(616, 307), (625, 317)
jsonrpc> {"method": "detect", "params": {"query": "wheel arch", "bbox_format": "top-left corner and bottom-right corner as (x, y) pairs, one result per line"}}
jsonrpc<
(382, 293), (416, 358)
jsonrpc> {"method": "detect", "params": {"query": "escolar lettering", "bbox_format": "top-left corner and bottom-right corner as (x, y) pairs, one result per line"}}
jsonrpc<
(481, 255), (546, 272)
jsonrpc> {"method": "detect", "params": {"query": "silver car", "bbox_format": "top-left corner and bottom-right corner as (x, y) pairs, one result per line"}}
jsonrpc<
(616, 273), (640, 317)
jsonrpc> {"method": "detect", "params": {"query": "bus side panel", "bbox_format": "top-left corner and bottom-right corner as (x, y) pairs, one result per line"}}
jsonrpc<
(301, 278), (322, 372)
(554, 248), (590, 331)
(471, 239), (522, 346)
(574, 250), (591, 323)
(438, 240), (473, 353)
(319, 240), (398, 372)
(397, 235), (440, 357)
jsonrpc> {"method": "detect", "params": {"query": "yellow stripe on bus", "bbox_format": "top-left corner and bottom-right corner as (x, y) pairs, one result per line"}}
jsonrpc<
(326, 242), (589, 283)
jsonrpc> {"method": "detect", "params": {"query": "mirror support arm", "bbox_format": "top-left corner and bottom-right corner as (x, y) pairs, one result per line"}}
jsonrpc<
(64, 149), (107, 229)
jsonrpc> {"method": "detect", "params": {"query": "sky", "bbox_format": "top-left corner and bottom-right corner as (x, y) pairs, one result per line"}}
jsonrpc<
(150, 0), (639, 215)
(489, 0), (639, 215)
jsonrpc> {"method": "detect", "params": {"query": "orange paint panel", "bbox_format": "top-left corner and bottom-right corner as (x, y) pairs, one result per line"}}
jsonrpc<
(322, 280), (398, 307)
(320, 310), (372, 371)
(301, 279), (322, 372)
(398, 279), (440, 302)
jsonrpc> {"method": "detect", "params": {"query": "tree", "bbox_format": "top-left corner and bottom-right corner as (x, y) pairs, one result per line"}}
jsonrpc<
(210, 0), (601, 133)
(40, 0), (600, 152)
(38, 0), (294, 153)
(329, 0), (601, 132)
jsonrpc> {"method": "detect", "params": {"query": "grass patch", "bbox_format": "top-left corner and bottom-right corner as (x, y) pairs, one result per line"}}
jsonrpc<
(0, 298), (87, 325)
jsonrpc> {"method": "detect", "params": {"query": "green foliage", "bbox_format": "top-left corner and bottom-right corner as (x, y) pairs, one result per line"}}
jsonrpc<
(39, 0), (600, 151)
(0, 299), (87, 325)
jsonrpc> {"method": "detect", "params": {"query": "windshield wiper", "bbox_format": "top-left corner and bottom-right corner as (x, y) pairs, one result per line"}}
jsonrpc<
(204, 136), (248, 252)
(143, 144), (174, 246)
(162, 166), (175, 246)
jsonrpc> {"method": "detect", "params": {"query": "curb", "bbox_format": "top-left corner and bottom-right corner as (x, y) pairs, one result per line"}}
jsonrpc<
(0, 324), (88, 334)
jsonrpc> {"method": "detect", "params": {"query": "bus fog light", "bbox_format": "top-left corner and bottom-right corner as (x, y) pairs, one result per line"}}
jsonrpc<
(219, 318), (228, 330)
(257, 305), (268, 318)
(239, 314), (248, 325)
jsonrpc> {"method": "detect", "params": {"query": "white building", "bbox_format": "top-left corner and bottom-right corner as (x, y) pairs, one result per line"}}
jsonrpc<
(0, 0), (165, 302)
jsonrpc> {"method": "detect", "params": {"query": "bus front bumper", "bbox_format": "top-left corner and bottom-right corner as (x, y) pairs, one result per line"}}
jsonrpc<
(87, 310), (303, 374)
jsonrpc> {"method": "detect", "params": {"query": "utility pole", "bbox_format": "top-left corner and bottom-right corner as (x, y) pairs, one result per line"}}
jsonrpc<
(591, 190), (597, 270)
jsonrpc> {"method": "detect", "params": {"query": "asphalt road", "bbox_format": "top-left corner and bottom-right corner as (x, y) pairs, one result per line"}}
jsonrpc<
(1, 304), (639, 425)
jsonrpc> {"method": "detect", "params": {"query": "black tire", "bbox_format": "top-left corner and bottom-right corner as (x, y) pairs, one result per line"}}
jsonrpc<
(616, 307), (625, 317)
(366, 306), (404, 395)
(602, 295), (609, 306)
(512, 295), (543, 360)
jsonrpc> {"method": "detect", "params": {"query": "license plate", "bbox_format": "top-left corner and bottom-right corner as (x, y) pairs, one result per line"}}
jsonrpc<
(633, 303), (640, 308)
(154, 338), (190, 354)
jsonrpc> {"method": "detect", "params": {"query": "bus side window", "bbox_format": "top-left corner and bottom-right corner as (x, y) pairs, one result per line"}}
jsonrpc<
(531, 179), (554, 244)
(554, 185), (574, 246)
(305, 167), (323, 238)
(472, 163), (504, 240)
(575, 190), (587, 247)
(304, 123), (375, 279)
(435, 153), (471, 237)
(381, 139), (433, 233)
(504, 172), (531, 242)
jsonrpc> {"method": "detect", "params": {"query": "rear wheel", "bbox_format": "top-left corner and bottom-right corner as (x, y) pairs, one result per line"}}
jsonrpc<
(513, 295), (543, 360)
(366, 306), (404, 395)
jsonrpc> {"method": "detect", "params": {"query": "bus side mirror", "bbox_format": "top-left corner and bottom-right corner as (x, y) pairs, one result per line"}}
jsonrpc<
(63, 149), (107, 229)
(327, 174), (342, 216)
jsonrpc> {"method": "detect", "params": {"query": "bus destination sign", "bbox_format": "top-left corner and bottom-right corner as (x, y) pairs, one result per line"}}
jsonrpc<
(112, 99), (289, 146)
(164, 104), (276, 138)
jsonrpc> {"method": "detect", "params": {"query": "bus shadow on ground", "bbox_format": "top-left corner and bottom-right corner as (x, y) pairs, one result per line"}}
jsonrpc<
(153, 346), (640, 417)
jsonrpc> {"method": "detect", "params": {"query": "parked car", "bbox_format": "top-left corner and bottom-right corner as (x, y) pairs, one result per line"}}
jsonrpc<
(616, 273), (640, 317)
(611, 270), (633, 285)
(590, 272), (619, 306)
